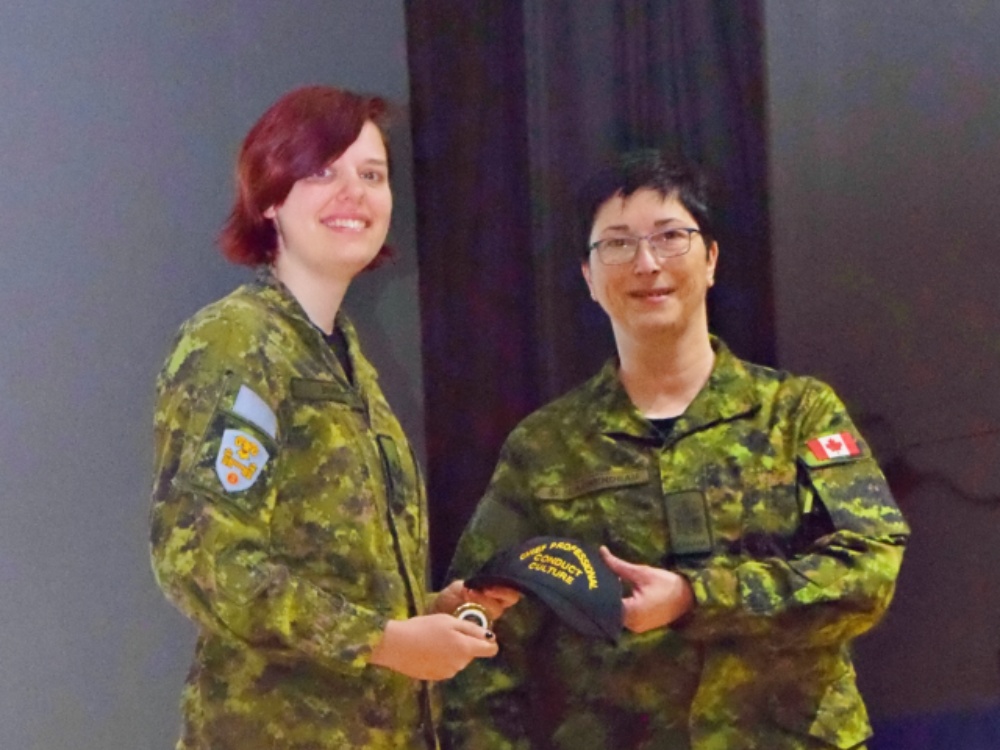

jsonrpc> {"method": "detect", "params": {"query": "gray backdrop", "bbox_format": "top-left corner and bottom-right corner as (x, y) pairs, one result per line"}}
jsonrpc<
(766, 0), (1000, 721)
(0, 2), (422, 748)
(3, 1), (1000, 748)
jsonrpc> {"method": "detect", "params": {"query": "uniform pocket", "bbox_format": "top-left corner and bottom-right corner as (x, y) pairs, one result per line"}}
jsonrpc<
(376, 434), (423, 549)
(799, 454), (907, 539)
(533, 468), (665, 560)
(768, 664), (872, 748)
(535, 468), (651, 501)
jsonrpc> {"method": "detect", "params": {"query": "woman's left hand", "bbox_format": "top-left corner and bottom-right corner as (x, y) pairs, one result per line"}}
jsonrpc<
(432, 579), (522, 623)
(600, 546), (694, 633)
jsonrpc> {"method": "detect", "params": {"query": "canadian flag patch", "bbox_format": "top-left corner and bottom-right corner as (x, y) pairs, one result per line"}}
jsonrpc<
(807, 432), (861, 462)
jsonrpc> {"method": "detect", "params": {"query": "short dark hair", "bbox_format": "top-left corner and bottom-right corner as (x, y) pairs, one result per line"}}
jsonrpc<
(578, 150), (715, 258)
(219, 85), (393, 268)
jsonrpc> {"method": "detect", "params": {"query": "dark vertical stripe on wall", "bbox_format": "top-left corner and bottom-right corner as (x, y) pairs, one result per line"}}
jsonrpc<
(406, 1), (539, 584)
(407, 0), (773, 581)
(611, 0), (775, 368)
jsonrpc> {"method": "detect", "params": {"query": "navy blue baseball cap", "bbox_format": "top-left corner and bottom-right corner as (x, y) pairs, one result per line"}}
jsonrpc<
(466, 536), (623, 642)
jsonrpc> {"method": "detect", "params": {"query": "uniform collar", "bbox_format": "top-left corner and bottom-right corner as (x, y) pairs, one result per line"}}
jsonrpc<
(252, 266), (317, 327)
(591, 336), (759, 439)
(250, 267), (378, 388)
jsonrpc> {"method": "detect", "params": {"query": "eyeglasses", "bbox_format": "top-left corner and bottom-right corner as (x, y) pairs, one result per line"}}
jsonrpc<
(588, 227), (701, 265)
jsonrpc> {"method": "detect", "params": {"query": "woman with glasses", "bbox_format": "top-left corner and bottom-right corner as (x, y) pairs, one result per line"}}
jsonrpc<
(149, 86), (499, 750)
(443, 150), (909, 749)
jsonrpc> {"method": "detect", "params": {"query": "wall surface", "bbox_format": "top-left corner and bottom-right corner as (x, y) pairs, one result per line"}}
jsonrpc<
(0, 2), (420, 748)
(9, 0), (999, 744)
(766, 0), (1000, 720)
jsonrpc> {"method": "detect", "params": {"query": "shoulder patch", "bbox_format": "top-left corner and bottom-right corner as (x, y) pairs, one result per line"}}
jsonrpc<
(232, 385), (278, 439)
(804, 431), (864, 465)
(215, 429), (270, 492)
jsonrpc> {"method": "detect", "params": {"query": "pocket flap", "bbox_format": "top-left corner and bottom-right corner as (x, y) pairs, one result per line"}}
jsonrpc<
(535, 468), (650, 501)
(290, 377), (364, 409)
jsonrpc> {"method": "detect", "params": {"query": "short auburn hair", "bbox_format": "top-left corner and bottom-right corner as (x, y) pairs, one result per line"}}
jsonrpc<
(219, 85), (393, 268)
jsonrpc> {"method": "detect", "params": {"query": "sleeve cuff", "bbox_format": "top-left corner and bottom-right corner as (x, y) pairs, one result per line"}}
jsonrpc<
(285, 578), (389, 676)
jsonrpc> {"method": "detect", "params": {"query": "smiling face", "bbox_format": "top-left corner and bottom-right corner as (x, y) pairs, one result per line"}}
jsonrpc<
(583, 188), (718, 346)
(266, 120), (391, 283)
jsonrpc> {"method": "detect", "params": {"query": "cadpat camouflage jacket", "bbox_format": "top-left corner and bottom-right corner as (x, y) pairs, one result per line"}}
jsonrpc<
(443, 339), (909, 750)
(150, 274), (437, 750)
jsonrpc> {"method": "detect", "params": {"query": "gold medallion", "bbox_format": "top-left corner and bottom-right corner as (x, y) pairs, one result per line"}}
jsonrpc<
(453, 602), (491, 629)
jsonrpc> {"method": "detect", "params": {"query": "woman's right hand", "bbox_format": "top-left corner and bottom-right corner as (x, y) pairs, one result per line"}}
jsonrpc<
(369, 613), (498, 681)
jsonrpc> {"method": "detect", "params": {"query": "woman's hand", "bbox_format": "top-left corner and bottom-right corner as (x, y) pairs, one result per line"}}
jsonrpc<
(432, 579), (522, 623)
(600, 546), (694, 633)
(369, 613), (498, 681)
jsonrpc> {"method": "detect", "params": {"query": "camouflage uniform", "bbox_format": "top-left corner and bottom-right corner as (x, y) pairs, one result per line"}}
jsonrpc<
(443, 339), (908, 750)
(150, 272), (437, 750)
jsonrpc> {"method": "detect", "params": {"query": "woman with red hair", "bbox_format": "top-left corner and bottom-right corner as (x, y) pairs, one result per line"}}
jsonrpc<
(149, 86), (497, 750)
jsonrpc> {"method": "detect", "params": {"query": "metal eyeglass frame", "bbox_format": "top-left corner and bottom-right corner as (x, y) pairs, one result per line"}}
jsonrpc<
(588, 227), (701, 265)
